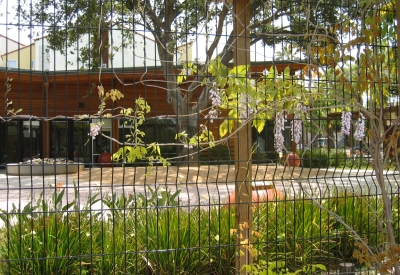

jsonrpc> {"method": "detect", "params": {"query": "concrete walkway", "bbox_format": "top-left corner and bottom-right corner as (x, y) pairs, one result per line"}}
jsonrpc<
(0, 165), (396, 226)
(67, 164), (340, 185)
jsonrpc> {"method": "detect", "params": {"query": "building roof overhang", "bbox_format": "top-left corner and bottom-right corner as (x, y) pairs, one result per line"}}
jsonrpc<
(0, 59), (307, 82)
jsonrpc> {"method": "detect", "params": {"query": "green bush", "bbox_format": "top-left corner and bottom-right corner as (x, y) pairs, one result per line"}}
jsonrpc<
(0, 188), (100, 275)
(328, 150), (349, 167)
(300, 149), (330, 168)
(252, 191), (390, 271)
(253, 197), (336, 270)
(0, 186), (236, 274)
(326, 192), (385, 261)
(298, 149), (372, 169)
(0, 187), (396, 274)
(133, 206), (235, 274)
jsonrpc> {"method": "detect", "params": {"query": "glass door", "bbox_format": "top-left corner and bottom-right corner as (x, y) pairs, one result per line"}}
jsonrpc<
(0, 121), (18, 163)
(22, 120), (42, 160)
(50, 120), (69, 159)
(92, 118), (112, 163)
(73, 121), (91, 163)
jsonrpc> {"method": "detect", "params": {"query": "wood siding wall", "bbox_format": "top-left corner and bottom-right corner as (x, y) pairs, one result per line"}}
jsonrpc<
(0, 62), (303, 163)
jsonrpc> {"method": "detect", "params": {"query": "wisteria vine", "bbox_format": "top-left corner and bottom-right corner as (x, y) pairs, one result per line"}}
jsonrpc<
(274, 111), (286, 153)
(291, 103), (308, 144)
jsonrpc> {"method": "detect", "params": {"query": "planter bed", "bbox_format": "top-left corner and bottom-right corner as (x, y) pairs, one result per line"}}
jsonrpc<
(6, 158), (85, 176)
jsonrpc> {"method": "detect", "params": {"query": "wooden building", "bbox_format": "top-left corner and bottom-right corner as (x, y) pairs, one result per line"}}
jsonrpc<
(0, 61), (304, 166)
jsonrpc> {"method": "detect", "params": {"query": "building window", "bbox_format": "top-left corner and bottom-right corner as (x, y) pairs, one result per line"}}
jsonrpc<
(118, 117), (178, 159)
(6, 60), (17, 69)
(92, 118), (112, 154)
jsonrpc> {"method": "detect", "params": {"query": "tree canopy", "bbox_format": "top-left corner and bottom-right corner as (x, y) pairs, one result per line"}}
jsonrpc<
(14, 0), (380, 158)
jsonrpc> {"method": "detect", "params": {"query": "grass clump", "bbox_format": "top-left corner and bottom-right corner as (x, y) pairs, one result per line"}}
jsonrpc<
(0, 188), (99, 275)
(0, 186), (236, 274)
(298, 148), (372, 169)
(0, 186), (397, 274)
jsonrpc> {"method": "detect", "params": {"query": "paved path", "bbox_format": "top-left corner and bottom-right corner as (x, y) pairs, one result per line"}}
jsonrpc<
(66, 164), (339, 185)
(0, 165), (398, 227)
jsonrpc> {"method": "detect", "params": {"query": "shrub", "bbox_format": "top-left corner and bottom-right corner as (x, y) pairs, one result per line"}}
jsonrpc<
(0, 187), (395, 274)
(329, 150), (349, 167)
(253, 197), (336, 270)
(298, 148), (372, 169)
(252, 191), (389, 271)
(0, 188), (101, 275)
(0, 186), (236, 275)
(300, 149), (330, 168)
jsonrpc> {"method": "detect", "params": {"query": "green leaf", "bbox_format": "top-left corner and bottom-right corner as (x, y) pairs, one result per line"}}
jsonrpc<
(219, 120), (229, 137)
(62, 201), (77, 212)
(55, 188), (65, 208)
(107, 89), (124, 101)
(314, 264), (327, 271)
(229, 65), (248, 76)
(217, 77), (227, 88)
(253, 119), (266, 133)
(177, 74), (184, 84)
(268, 66), (277, 78)
(284, 66), (291, 76)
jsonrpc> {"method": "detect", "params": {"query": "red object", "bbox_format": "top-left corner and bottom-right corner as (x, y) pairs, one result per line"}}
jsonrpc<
(97, 152), (112, 167)
(226, 185), (284, 204)
(283, 152), (301, 167)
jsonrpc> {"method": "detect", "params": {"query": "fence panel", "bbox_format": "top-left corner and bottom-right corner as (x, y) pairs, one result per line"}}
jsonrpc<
(0, 0), (399, 274)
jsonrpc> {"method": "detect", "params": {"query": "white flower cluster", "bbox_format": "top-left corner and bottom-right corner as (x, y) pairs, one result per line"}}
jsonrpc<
(183, 143), (194, 149)
(291, 103), (307, 144)
(354, 114), (365, 141)
(205, 108), (219, 123)
(341, 111), (352, 136)
(200, 124), (208, 134)
(274, 111), (286, 153)
(89, 124), (101, 140)
(239, 93), (257, 120)
(206, 83), (222, 123)
(209, 83), (222, 106)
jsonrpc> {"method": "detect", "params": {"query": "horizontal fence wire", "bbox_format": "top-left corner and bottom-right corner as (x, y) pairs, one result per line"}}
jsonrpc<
(0, 0), (399, 274)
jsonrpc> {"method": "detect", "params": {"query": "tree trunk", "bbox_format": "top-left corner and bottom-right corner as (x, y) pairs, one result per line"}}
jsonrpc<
(155, 36), (200, 166)
(370, 117), (399, 275)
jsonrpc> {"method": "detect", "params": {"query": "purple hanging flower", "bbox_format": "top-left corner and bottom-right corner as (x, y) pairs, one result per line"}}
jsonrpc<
(291, 103), (307, 144)
(341, 111), (352, 136)
(354, 114), (365, 141)
(274, 111), (286, 153)
(239, 93), (257, 121)
(205, 108), (220, 123)
(89, 124), (101, 140)
(209, 83), (222, 106)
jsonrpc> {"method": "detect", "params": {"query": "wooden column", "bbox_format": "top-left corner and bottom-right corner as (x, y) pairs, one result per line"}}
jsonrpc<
(233, 0), (252, 273)
(397, 0), (400, 104)
(43, 71), (50, 158)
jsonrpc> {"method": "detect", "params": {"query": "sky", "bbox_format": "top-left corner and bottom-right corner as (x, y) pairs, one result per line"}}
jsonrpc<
(0, 0), (279, 63)
(0, 0), (33, 46)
